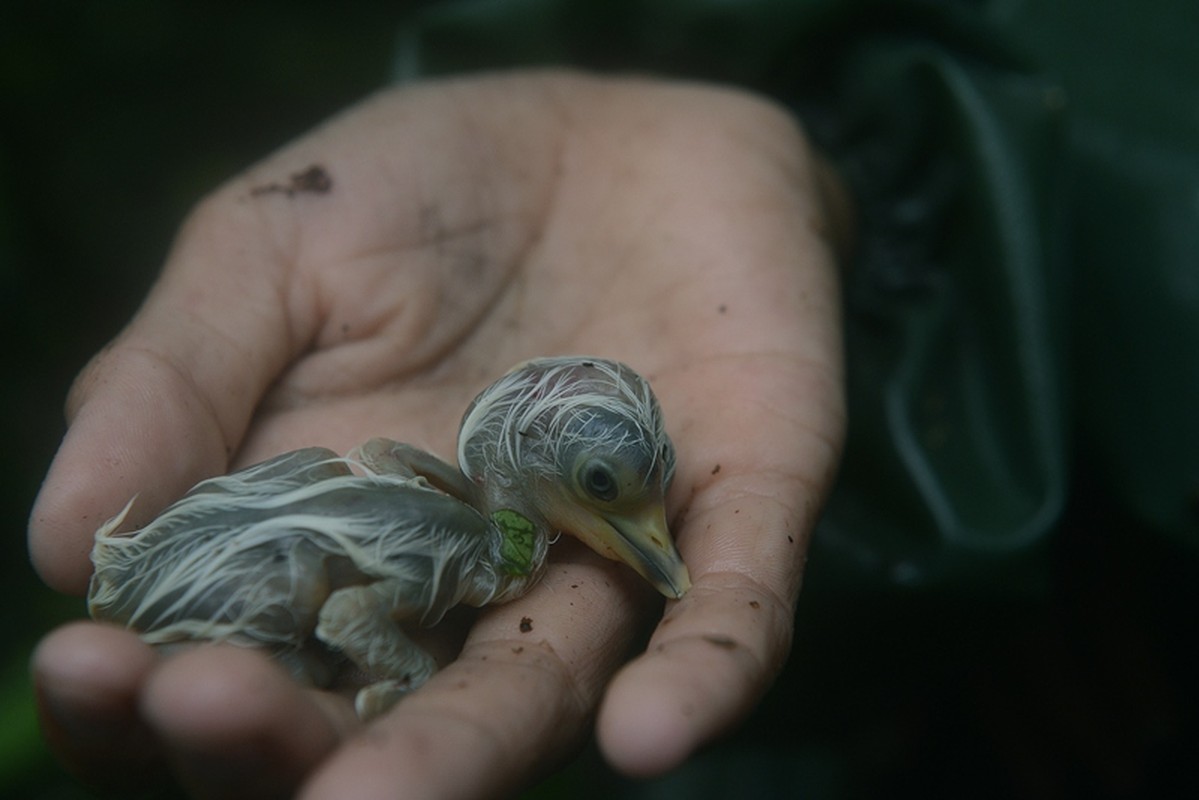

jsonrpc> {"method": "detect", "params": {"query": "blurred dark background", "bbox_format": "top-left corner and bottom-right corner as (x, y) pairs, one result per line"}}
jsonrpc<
(1, 3), (403, 795)
(4, 3), (1198, 799)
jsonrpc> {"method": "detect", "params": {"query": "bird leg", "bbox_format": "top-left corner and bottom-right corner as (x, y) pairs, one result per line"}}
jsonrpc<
(355, 438), (484, 510)
(314, 581), (439, 718)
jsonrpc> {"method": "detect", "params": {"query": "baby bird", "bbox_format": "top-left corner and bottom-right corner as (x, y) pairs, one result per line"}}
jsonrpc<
(87, 357), (690, 717)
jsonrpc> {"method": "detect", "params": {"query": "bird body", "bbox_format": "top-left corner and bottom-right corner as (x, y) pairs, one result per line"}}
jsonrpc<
(88, 357), (689, 717)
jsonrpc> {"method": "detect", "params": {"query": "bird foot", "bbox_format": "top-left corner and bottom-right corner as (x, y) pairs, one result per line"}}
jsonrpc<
(355, 678), (418, 719)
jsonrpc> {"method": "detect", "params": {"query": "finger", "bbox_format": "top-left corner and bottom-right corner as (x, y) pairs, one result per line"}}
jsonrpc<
(599, 355), (844, 776)
(596, 569), (796, 776)
(596, 477), (814, 776)
(28, 189), (304, 595)
(140, 644), (358, 800)
(300, 545), (654, 799)
(596, 464), (811, 776)
(32, 622), (167, 793)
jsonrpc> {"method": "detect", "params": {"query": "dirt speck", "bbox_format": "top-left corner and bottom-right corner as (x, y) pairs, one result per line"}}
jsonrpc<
(749, 600), (760, 610)
(711, 463), (721, 475)
(717, 304), (728, 314)
(519, 616), (533, 633)
(511, 646), (524, 654)
(250, 164), (333, 198)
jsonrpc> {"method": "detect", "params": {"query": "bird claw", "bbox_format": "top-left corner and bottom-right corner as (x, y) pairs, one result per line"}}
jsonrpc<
(355, 678), (418, 720)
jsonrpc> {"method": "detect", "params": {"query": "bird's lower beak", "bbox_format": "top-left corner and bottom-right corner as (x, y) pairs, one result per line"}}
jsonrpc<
(567, 502), (691, 599)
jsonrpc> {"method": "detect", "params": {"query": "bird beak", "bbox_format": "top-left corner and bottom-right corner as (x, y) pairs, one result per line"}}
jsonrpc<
(558, 499), (692, 599)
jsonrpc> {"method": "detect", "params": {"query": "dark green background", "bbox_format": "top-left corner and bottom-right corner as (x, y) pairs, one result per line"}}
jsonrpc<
(4, 1), (1197, 798)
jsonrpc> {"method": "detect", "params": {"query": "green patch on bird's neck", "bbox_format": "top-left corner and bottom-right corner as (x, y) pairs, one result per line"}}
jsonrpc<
(492, 509), (536, 576)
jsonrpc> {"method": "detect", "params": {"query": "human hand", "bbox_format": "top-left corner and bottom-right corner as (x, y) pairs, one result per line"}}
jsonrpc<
(29, 71), (846, 798)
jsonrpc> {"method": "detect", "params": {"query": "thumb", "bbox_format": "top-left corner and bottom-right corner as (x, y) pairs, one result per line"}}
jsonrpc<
(28, 191), (304, 594)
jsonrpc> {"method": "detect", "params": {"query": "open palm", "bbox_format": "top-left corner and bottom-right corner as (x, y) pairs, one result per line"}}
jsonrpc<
(30, 72), (845, 798)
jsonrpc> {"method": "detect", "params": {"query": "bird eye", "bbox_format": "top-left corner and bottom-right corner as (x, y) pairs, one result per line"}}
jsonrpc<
(580, 460), (619, 502)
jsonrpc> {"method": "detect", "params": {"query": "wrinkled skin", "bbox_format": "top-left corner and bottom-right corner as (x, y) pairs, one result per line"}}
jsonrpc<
(28, 71), (846, 799)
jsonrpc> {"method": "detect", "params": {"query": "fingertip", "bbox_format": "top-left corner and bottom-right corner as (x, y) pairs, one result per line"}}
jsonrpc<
(596, 578), (794, 779)
(28, 453), (106, 596)
(33, 622), (166, 790)
(34, 621), (159, 710)
(140, 644), (322, 744)
(597, 671), (696, 778)
(140, 644), (353, 796)
(29, 349), (235, 595)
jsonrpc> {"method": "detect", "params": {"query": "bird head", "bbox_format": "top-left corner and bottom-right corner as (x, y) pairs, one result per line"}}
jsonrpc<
(458, 357), (691, 599)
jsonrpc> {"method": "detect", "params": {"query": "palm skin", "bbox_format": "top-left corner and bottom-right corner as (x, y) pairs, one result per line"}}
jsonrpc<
(29, 71), (846, 799)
